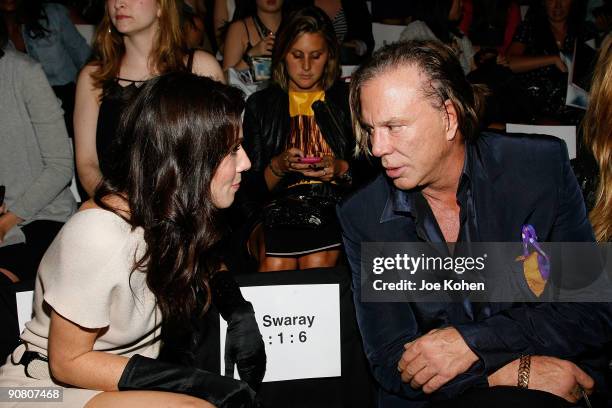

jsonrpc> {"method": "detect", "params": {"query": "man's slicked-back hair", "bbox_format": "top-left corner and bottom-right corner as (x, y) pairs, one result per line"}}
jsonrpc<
(349, 40), (487, 155)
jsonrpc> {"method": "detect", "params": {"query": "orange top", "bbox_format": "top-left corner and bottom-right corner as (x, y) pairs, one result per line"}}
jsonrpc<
(285, 91), (334, 158)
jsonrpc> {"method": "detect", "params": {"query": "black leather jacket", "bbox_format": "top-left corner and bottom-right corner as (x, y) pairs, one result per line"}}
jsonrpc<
(241, 81), (361, 198)
(234, 82), (375, 230)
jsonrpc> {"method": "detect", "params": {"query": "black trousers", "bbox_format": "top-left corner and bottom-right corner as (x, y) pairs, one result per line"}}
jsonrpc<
(0, 220), (63, 283)
(431, 386), (593, 408)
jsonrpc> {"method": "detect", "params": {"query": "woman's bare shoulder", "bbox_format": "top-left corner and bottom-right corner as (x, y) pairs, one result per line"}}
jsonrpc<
(76, 63), (103, 98)
(77, 63), (100, 83)
(192, 50), (225, 82)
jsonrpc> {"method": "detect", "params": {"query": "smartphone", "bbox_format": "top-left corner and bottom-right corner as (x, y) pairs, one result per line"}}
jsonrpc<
(0, 185), (5, 206)
(300, 156), (322, 164)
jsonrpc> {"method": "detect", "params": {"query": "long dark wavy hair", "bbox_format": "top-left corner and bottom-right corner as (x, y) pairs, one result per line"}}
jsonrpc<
(0, 0), (49, 39)
(94, 72), (245, 326)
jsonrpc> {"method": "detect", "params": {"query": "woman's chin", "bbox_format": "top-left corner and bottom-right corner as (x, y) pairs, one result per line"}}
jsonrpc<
(291, 80), (321, 92)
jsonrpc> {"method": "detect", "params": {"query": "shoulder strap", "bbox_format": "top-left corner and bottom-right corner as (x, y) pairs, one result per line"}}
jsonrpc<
(243, 19), (254, 46)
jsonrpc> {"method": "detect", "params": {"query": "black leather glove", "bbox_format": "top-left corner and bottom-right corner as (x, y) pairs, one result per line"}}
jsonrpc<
(118, 354), (259, 408)
(211, 271), (266, 390)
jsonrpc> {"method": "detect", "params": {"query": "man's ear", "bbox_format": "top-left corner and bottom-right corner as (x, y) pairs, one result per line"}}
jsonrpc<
(443, 99), (459, 141)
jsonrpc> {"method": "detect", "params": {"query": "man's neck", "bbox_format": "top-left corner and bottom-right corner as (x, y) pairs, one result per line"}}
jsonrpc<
(421, 143), (466, 243)
(421, 143), (466, 206)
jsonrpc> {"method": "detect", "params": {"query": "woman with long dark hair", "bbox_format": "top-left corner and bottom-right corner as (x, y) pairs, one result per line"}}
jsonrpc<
(0, 73), (260, 407)
(222, 0), (284, 71)
(507, 0), (596, 120)
(239, 7), (368, 272)
(74, 0), (223, 197)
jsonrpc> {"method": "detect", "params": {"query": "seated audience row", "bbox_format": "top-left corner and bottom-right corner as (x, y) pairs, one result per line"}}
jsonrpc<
(222, 0), (374, 72)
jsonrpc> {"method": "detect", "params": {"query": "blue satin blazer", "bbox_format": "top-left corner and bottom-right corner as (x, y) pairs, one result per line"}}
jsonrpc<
(337, 131), (612, 407)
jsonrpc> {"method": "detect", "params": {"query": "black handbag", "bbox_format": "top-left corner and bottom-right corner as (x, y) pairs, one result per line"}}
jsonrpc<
(262, 182), (342, 230)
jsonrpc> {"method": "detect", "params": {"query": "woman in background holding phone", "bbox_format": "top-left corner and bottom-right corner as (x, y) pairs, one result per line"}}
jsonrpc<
(222, 0), (284, 71)
(238, 7), (366, 272)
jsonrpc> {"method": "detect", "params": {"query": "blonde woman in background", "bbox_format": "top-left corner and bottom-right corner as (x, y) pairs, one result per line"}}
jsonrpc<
(582, 34), (612, 242)
(74, 0), (223, 197)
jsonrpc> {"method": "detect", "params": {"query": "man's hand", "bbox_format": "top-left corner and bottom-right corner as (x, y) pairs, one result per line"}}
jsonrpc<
(398, 327), (479, 393)
(488, 356), (594, 403)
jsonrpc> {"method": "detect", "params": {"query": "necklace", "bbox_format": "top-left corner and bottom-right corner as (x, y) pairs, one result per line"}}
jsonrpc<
(253, 13), (274, 38)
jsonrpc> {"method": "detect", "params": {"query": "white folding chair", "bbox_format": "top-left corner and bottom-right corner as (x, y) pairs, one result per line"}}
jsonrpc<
(75, 24), (95, 46)
(506, 124), (577, 159)
(372, 22), (407, 51)
(16, 290), (34, 335)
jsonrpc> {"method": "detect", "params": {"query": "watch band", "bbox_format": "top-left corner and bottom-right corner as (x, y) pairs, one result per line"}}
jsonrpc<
(517, 355), (531, 388)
